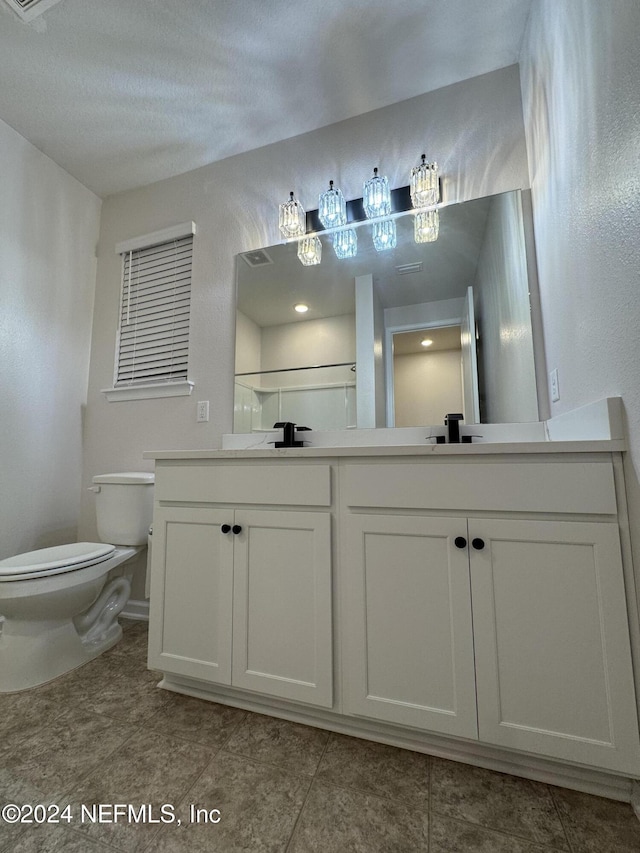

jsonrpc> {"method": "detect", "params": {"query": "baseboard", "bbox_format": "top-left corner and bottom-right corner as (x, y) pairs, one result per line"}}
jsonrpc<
(120, 599), (149, 621)
(632, 780), (640, 820)
(158, 673), (638, 805)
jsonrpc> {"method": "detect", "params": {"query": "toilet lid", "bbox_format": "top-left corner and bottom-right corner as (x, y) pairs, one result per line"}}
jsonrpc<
(0, 542), (116, 579)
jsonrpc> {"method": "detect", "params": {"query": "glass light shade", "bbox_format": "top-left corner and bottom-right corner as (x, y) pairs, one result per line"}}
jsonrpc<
(363, 168), (391, 218)
(318, 180), (347, 229)
(414, 209), (440, 243)
(279, 191), (306, 238)
(333, 228), (357, 259)
(372, 219), (397, 252)
(410, 155), (439, 208)
(297, 235), (322, 266)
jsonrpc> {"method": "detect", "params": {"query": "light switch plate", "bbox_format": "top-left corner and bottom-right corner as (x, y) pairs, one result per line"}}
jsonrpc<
(550, 369), (560, 402)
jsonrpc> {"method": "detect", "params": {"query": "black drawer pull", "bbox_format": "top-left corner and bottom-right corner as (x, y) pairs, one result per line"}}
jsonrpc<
(454, 536), (467, 549)
(220, 524), (231, 534)
(472, 537), (485, 550)
(232, 524), (242, 535)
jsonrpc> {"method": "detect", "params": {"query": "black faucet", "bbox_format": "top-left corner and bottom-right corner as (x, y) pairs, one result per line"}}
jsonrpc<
(273, 422), (311, 448)
(444, 413), (464, 443)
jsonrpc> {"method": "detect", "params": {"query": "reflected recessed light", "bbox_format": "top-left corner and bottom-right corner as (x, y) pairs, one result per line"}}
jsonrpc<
(294, 303), (309, 313)
(421, 338), (433, 347)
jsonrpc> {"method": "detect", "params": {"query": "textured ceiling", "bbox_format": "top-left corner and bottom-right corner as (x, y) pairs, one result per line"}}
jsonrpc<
(0, 0), (533, 197)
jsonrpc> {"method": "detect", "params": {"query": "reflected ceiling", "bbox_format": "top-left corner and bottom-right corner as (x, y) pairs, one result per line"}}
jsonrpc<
(237, 196), (493, 327)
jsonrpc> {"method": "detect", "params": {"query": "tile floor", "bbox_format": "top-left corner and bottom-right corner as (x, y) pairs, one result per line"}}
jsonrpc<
(2, 620), (640, 852)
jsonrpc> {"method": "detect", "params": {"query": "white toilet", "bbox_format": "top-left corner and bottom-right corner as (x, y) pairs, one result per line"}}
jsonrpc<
(0, 472), (154, 692)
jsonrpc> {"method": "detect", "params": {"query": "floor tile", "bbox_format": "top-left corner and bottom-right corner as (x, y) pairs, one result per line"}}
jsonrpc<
(430, 758), (569, 850)
(65, 727), (215, 853)
(107, 621), (150, 658)
(287, 780), (429, 852)
(550, 785), (640, 853)
(0, 769), (56, 851)
(431, 814), (563, 852)
(224, 713), (330, 775)
(146, 751), (310, 853)
(0, 687), (63, 748)
(3, 615), (639, 853)
(37, 648), (169, 726)
(0, 704), (136, 800)
(74, 671), (169, 725)
(315, 733), (430, 807)
(1, 822), (115, 852)
(145, 692), (246, 748)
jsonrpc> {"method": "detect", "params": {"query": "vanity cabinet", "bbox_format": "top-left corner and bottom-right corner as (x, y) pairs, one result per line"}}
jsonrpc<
(146, 449), (640, 785)
(341, 458), (640, 775)
(147, 463), (333, 708)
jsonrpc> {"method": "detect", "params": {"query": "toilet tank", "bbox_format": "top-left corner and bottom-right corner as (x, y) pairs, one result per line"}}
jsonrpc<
(92, 472), (155, 546)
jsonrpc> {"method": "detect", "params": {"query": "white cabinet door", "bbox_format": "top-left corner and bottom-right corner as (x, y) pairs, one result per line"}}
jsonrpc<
(343, 514), (478, 738)
(232, 509), (333, 707)
(470, 518), (640, 774)
(148, 506), (233, 684)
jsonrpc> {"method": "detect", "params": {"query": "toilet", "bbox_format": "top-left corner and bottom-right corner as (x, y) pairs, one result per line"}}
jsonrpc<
(0, 472), (154, 692)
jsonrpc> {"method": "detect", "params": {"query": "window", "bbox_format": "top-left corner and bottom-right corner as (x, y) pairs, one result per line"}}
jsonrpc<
(103, 222), (195, 401)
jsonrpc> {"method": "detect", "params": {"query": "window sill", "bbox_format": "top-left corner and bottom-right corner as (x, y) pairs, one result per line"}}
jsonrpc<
(101, 381), (194, 402)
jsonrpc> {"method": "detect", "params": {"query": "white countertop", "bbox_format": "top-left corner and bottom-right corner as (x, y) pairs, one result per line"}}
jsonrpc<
(143, 439), (624, 460)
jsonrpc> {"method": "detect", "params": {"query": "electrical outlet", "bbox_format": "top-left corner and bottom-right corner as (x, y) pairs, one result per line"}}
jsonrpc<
(549, 369), (560, 403)
(196, 400), (210, 422)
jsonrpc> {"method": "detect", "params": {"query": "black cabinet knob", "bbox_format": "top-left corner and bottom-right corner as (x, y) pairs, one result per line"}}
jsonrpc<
(220, 524), (231, 534)
(232, 524), (242, 535)
(454, 536), (467, 549)
(472, 537), (485, 550)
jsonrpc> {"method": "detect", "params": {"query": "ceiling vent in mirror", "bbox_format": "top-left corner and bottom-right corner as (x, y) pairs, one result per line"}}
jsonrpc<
(395, 262), (423, 275)
(3, 0), (64, 20)
(240, 249), (273, 268)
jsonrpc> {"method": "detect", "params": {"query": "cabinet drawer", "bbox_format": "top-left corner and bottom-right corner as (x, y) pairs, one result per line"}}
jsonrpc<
(343, 460), (617, 515)
(156, 463), (331, 506)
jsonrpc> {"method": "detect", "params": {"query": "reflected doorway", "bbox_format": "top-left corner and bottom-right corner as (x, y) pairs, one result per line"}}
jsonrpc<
(391, 325), (464, 427)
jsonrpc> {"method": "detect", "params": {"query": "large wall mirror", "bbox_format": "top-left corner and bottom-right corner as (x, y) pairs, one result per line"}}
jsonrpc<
(234, 189), (543, 433)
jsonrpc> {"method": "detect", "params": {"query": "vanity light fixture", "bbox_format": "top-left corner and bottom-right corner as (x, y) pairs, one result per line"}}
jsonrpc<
(279, 191), (306, 239)
(333, 228), (358, 260)
(410, 154), (439, 208)
(294, 303), (309, 313)
(372, 219), (397, 252)
(318, 181), (347, 229)
(415, 209), (440, 243)
(297, 235), (322, 266)
(280, 156), (442, 265)
(363, 167), (391, 218)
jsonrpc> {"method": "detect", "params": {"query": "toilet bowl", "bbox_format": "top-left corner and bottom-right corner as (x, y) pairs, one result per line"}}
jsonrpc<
(0, 472), (154, 692)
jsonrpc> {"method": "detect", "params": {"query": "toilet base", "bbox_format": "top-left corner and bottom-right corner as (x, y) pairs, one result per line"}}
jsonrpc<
(0, 546), (140, 693)
(0, 619), (123, 693)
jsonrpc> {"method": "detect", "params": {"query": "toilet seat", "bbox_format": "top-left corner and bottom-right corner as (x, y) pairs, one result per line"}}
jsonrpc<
(0, 542), (116, 582)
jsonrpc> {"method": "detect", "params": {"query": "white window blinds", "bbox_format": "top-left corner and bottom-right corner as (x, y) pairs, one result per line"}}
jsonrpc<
(115, 234), (193, 386)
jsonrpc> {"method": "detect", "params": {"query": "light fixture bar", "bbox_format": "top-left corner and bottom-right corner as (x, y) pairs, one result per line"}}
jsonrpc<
(282, 200), (441, 244)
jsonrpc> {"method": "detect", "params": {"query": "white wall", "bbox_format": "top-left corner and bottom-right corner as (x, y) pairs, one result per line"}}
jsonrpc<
(474, 190), (538, 423)
(79, 64), (529, 539)
(0, 119), (101, 559)
(235, 310), (262, 376)
(394, 349), (463, 427)
(261, 314), (355, 383)
(385, 297), (464, 331)
(520, 2), (640, 597)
